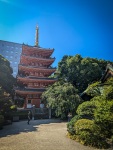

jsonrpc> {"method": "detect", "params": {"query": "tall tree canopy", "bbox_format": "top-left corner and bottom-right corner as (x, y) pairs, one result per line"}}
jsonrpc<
(42, 54), (113, 119)
(42, 82), (82, 118)
(57, 54), (113, 92)
(0, 55), (15, 94)
(0, 55), (16, 115)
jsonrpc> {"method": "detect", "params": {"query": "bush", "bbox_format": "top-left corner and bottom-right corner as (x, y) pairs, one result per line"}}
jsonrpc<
(4, 110), (32, 121)
(10, 105), (17, 111)
(0, 115), (4, 129)
(74, 119), (109, 149)
(94, 101), (113, 138)
(76, 101), (96, 119)
(67, 115), (82, 135)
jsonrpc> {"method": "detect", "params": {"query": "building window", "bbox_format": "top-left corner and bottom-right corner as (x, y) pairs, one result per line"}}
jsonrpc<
(13, 72), (16, 75)
(28, 100), (31, 104)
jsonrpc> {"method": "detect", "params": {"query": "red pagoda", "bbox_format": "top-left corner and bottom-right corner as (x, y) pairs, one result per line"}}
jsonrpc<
(15, 26), (57, 108)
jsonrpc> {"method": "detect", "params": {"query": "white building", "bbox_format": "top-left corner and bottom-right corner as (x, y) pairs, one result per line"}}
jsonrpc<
(0, 40), (22, 77)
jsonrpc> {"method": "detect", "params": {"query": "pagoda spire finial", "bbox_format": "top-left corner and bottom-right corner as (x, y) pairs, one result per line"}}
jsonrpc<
(35, 25), (39, 47)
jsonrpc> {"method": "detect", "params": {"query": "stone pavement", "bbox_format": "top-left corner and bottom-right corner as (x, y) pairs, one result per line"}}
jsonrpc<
(0, 119), (108, 150)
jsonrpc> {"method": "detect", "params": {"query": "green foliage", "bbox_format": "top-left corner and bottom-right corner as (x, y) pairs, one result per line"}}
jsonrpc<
(76, 101), (96, 119)
(74, 119), (108, 148)
(84, 81), (102, 97)
(67, 77), (113, 148)
(5, 110), (32, 120)
(42, 82), (82, 119)
(84, 77), (113, 99)
(0, 55), (16, 94)
(57, 54), (113, 92)
(67, 115), (82, 135)
(103, 85), (113, 100)
(0, 55), (16, 117)
(94, 100), (113, 138)
(10, 105), (17, 111)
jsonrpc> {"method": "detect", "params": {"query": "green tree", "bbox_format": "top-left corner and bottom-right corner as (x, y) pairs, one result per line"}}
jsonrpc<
(57, 54), (113, 92)
(94, 100), (113, 138)
(0, 55), (16, 115)
(42, 82), (82, 119)
(67, 77), (113, 148)
(76, 101), (97, 119)
(0, 55), (16, 94)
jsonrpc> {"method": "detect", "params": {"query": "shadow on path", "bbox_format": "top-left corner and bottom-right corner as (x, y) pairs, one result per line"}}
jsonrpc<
(0, 119), (63, 138)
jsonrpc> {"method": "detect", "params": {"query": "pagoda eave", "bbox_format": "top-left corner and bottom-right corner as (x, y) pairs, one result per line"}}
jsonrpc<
(17, 76), (57, 83)
(19, 65), (56, 72)
(21, 55), (55, 63)
(22, 45), (54, 57)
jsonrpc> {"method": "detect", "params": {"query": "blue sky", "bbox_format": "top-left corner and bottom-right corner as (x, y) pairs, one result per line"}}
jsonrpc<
(0, 0), (113, 67)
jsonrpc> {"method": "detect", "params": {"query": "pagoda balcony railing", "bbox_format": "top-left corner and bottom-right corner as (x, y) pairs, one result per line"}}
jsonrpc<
(21, 54), (55, 60)
(17, 74), (58, 80)
(19, 64), (47, 69)
(19, 64), (56, 69)
(16, 74), (50, 78)
(14, 87), (46, 92)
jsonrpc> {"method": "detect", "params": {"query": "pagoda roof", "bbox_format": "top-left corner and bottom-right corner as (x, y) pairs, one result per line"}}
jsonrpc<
(22, 45), (54, 54)
(15, 87), (46, 95)
(17, 75), (57, 82)
(21, 54), (55, 62)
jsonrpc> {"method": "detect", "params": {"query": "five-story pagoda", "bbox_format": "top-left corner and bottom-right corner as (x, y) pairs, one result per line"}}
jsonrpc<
(15, 26), (57, 108)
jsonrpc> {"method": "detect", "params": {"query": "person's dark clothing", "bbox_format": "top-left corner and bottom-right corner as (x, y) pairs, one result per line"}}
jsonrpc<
(27, 112), (31, 124)
(68, 113), (72, 122)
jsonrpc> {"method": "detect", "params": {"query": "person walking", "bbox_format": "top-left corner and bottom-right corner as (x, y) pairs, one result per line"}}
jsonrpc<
(67, 112), (72, 122)
(27, 111), (31, 124)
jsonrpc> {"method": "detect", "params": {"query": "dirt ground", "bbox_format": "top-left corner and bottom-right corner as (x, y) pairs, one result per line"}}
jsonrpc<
(0, 119), (111, 150)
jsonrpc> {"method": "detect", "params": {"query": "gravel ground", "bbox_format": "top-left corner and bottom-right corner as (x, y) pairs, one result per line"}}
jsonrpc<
(0, 119), (111, 150)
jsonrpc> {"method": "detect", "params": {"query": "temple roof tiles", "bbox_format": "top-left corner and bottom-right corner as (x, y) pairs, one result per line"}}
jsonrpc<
(22, 45), (54, 52)
(17, 75), (57, 81)
(15, 88), (46, 94)
(19, 64), (56, 71)
(21, 54), (55, 61)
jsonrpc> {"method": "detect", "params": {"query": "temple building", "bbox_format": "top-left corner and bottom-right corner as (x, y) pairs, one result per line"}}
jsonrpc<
(15, 26), (57, 108)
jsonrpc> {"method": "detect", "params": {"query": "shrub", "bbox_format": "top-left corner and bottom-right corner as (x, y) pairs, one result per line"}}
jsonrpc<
(94, 100), (113, 138)
(74, 119), (109, 149)
(10, 105), (17, 111)
(67, 115), (82, 135)
(4, 110), (32, 121)
(76, 101), (96, 119)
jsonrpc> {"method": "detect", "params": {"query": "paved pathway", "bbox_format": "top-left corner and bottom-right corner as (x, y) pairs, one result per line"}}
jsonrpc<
(0, 119), (109, 150)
